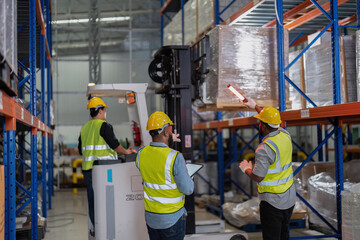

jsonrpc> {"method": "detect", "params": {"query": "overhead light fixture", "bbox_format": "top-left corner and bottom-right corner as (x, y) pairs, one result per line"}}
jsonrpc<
(52, 16), (130, 25)
(88, 83), (96, 87)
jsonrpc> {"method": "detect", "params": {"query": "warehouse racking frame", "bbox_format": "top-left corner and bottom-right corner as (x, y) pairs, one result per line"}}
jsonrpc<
(2, 0), (54, 239)
(161, 0), (360, 239)
(160, 0), (236, 45)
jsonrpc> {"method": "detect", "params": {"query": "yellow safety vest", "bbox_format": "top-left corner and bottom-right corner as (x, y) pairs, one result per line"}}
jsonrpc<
(80, 119), (118, 170)
(258, 130), (293, 194)
(136, 146), (185, 214)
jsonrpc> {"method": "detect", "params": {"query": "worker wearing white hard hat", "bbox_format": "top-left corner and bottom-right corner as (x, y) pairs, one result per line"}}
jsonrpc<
(78, 97), (132, 237)
(240, 99), (296, 240)
(136, 111), (194, 240)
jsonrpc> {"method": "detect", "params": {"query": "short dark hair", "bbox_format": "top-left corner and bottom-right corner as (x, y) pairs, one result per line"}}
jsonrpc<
(261, 121), (277, 131)
(90, 107), (104, 118)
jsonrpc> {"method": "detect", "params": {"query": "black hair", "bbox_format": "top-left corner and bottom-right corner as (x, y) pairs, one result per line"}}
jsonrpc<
(149, 130), (159, 137)
(261, 121), (277, 131)
(90, 107), (104, 118)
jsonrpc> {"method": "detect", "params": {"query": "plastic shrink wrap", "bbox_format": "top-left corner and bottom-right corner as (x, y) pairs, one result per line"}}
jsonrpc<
(342, 35), (357, 102)
(222, 197), (260, 227)
(223, 197), (306, 227)
(198, 0), (214, 37)
(304, 36), (356, 107)
(0, 0), (17, 73)
(356, 31), (360, 101)
(163, 11), (182, 45)
(203, 26), (289, 108)
(342, 183), (360, 240)
(184, 0), (197, 45)
(289, 50), (304, 110)
(307, 172), (356, 229)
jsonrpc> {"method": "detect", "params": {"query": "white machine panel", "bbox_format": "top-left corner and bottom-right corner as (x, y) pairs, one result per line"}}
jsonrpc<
(93, 161), (149, 240)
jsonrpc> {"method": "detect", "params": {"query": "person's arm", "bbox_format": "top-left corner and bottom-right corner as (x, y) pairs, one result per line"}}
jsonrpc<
(173, 153), (194, 195)
(243, 98), (262, 113)
(239, 143), (274, 183)
(244, 168), (264, 183)
(100, 122), (132, 155)
(78, 135), (82, 155)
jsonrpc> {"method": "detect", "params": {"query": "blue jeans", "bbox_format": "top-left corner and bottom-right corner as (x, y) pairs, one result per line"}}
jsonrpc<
(147, 215), (186, 240)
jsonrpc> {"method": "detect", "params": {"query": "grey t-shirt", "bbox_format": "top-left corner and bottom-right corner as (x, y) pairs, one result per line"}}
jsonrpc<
(253, 128), (296, 210)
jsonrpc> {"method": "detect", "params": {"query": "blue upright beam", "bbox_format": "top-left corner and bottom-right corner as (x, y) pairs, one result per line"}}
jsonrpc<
(216, 112), (224, 218)
(3, 123), (16, 240)
(276, 0), (285, 111)
(330, 0), (344, 235)
(29, 0), (38, 238)
(40, 0), (47, 219)
(317, 125), (324, 162)
(214, 0), (220, 25)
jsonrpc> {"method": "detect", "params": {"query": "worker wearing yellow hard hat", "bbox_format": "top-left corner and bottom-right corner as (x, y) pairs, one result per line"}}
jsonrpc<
(78, 96), (132, 237)
(240, 99), (295, 240)
(136, 111), (193, 240)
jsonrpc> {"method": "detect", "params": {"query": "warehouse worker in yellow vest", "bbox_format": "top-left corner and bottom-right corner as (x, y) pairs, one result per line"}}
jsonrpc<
(136, 111), (194, 240)
(77, 97), (132, 237)
(240, 100), (296, 240)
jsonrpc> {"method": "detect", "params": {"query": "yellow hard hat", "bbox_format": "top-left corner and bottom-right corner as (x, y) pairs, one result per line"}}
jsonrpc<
(87, 97), (108, 109)
(146, 111), (174, 131)
(253, 106), (282, 125)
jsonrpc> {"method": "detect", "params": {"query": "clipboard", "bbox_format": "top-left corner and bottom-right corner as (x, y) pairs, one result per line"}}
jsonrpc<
(186, 163), (204, 177)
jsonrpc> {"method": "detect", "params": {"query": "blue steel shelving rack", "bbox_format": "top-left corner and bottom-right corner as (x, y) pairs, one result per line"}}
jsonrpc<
(3, 0), (54, 239)
(161, 0), (360, 239)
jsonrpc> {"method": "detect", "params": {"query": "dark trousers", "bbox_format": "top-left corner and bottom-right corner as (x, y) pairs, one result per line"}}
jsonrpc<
(83, 170), (95, 232)
(260, 201), (294, 240)
(146, 215), (186, 240)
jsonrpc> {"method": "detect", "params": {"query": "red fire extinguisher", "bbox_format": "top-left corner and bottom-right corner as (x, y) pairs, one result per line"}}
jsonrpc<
(132, 121), (141, 147)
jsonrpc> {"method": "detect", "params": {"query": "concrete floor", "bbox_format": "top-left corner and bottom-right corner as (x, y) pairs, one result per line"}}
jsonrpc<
(45, 189), (335, 240)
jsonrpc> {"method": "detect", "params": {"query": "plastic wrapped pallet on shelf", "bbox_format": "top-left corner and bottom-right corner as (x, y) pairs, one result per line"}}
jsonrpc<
(289, 50), (305, 110)
(184, 0), (197, 45)
(0, 0), (17, 96)
(304, 36), (356, 107)
(307, 160), (360, 230)
(342, 183), (360, 240)
(342, 36), (357, 102)
(163, 11), (183, 45)
(202, 26), (289, 108)
(0, 0), (17, 72)
(197, 0), (214, 37)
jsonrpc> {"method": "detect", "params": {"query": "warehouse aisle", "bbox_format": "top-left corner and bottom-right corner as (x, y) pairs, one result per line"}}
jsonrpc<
(45, 190), (88, 239)
(45, 189), (336, 240)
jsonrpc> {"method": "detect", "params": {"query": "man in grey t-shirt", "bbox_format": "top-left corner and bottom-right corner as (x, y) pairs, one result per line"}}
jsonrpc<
(239, 100), (295, 240)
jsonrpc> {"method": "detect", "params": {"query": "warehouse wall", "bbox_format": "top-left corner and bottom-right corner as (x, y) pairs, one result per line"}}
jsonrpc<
(53, 52), (159, 146)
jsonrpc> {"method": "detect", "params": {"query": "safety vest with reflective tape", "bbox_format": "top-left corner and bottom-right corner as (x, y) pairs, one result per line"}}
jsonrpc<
(136, 146), (185, 214)
(258, 130), (293, 194)
(80, 119), (118, 170)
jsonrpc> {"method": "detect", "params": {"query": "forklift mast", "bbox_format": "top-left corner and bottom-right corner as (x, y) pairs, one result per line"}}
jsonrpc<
(148, 40), (209, 234)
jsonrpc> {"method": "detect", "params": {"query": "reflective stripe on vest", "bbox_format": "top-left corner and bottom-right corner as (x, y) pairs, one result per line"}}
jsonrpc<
(138, 146), (185, 214)
(257, 130), (293, 194)
(143, 191), (184, 204)
(80, 119), (118, 170)
(83, 155), (118, 162)
(82, 145), (111, 151)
